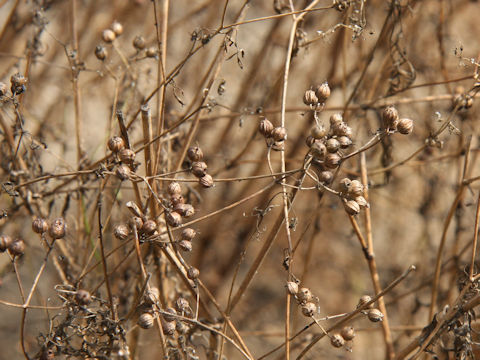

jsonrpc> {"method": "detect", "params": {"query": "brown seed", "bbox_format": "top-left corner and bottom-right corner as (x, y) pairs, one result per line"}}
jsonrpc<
(181, 228), (196, 240)
(102, 29), (116, 43)
(349, 180), (364, 197)
(108, 136), (125, 153)
(286, 281), (299, 295)
(178, 240), (193, 252)
(175, 297), (190, 313)
(324, 152), (341, 169)
(315, 82), (331, 103)
(170, 194), (185, 206)
(326, 138), (340, 153)
(319, 170), (333, 184)
(191, 161), (208, 177)
(114, 224), (130, 240)
(332, 122), (352, 137)
(272, 127), (287, 141)
(330, 113), (343, 126)
(397, 118), (413, 135)
(49, 217), (67, 239)
(355, 195), (369, 208)
(176, 321), (189, 334)
(166, 212), (182, 227)
(297, 287), (313, 303)
(146, 46), (157, 58)
(167, 182), (182, 196)
(162, 307), (177, 322)
(133, 35), (146, 50)
(119, 148), (136, 164)
(382, 106), (399, 130)
(10, 73), (27, 94)
(115, 164), (131, 180)
(187, 266), (200, 280)
(144, 287), (160, 305)
(301, 302), (317, 317)
(8, 239), (25, 256)
(138, 312), (154, 329)
(141, 220), (157, 236)
(0, 235), (12, 252)
(330, 333), (345, 348)
(174, 203), (195, 218)
(367, 308), (384, 322)
(75, 289), (91, 305)
(303, 89), (318, 106)
(32, 218), (49, 234)
(161, 317), (176, 335)
(95, 45), (108, 60)
(271, 140), (284, 151)
(343, 199), (360, 215)
(187, 146), (204, 162)
(339, 178), (352, 192)
(311, 125), (327, 139)
(305, 135), (316, 147)
(111, 21), (123, 36)
(340, 326), (356, 341)
(129, 217), (144, 232)
(259, 118), (274, 137)
(356, 295), (373, 309)
(310, 141), (327, 159)
(199, 174), (214, 188)
(338, 136), (352, 148)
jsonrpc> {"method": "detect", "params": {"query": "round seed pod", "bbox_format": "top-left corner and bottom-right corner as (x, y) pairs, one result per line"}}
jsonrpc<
(311, 125), (327, 139)
(144, 287), (160, 305)
(129, 217), (144, 232)
(301, 302), (317, 317)
(330, 113), (343, 126)
(338, 136), (352, 148)
(315, 82), (331, 103)
(170, 194), (185, 206)
(349, 180), (364, 197)
(343, 199), (360, 215)
(330, 333), (345, 348)
(174, 203), (195, 218)
(119, 148), (136, 164)
(191, 161), (208, 177)
(272, 127), (287, 141)
(305, 135), (315, 148)
(319, 170), (333, 184)
(49, 217), (66, 239)
(102, 29), (116, 43)
(165, 212), (182, 227)
(95, 45), (108, 60)
(303, 89), (318, 106)
(133, 35), (146, 50)
(187, 267), (200, 280)
(116, 164), (131, 180)
(161, 317), (176, 335)
(8, 239), (25, 256)
(187, 146), (204, 162)
(367, 308), (384, 322)
(32, 218), (49, 234)
(340, 326), (356, 341)
(286, 281), (299, 295)
(146, 46), (157, 58)
(75, 289), (91, 305)
(324, 152), (341, 169)
(199, 174), (214, 188)
(355, 196), (369, 208)
(181, 228), (196, 240)
(167, 182), (182, 196)
(10, 73), (27, 94)
(0, 82), (7, 96)
(175, 297), (190, 313)
(259, 118), (274, 137)
(339, 178), (352, 193)
(178, 240), (192, 252)
(141, 220), (157, 236)
(297, 287), (313, 303)
(326, 138), (340, 153)
(0, 235), (13, 252)
(332, 122), (352, 137)
(382, 106), (399, 130)
(176, 321), (189, 334)
(162, 307), (177, 322)
(108, 136), (125, 153)
(111, 21), (123, 36)
(310, 141), (326, 159)
(356, 295), (373, 309)
(397, 118), (413, 135)
(114, 224), (130, 240)
(138, 313), (154, 329)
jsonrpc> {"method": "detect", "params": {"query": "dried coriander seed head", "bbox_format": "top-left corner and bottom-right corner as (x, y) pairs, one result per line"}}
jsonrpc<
(141, 220), (157, 236)
(114, 224), (130, 240)
(330, 113), (343, 126)
(324, 152), (341, 169)
(199, 174), (214, 188)
(181, 228), (196, 240)
(167, 182), (182, 196)
(175, 297), (190, 313)
(326, 138), (340, 153)
(397, 118), (414, 135)
(144, 287), (160, 305)
(187, 146), (204, 162)
(330, 333), (345, 348)
(32, 218), (49, 234)
(357, 295), (374, 309)
(138, 313), (154, 329)
(349, 179), (364, 197)
(115, 164), (131, 180)
(297, 287), (313, 303)
(315, 82), (331, 103)
(311, 125), (327, 139)
(301, 302), (317, 317)
(187, 266), (200, 280)
(162, 307), (177, 322)
(108, 136), (125, 153)
(49, 217), (67, 239)
(319, 170), (333, 184)
(303, 89), (318, 106)
(272, 126), (287, 142)
(382, 106), (399, 130)
(8, 239), (25, 257)
(343, 199), (360, 215)
(174, 203), (195, 218)
(166, 212), (182, 227)
(161, 317), (176, 335)
(259, 118), (274, 137)
(146, 46), (157, 58)
(338, 135), (352, 148)
(178, 240), (193, 252)
(10, 73), (27, 94)
(191, 161), (208, 177)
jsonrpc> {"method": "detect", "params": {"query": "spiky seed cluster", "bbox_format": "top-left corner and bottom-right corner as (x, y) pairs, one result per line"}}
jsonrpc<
(186, 146), (214, 188)
(339, 178), (369, 216)
(382, 105), (414, 135)
(306, 113), (353, 181)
